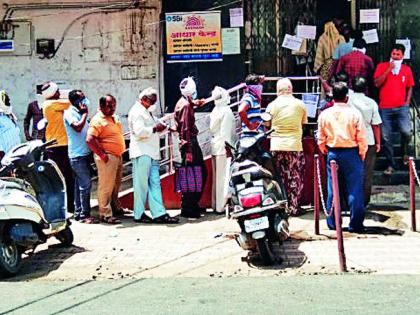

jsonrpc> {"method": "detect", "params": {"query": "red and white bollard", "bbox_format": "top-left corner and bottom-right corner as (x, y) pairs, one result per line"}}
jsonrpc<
(409, 157), (417, 232)
(314, 154), (320, 235)
(330, 160), (347, 272)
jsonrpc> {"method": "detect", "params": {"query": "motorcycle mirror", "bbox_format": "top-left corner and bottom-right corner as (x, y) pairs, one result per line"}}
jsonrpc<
(37, 118), (48, 131)
(260, 112), (272, 122)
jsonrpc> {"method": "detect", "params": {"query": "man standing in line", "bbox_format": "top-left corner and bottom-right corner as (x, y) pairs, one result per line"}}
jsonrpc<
(128, 88), (178, 224)
(24, 88), (45, 141)
(86, 94), (125, 224)
(374, 43), (415, 175)
(41, 81), (75, 213)
(174, 77), (206, 219)
(318, 82), (367, 233)
(349, 77), (382, 207)
(64, 90), (97, 223)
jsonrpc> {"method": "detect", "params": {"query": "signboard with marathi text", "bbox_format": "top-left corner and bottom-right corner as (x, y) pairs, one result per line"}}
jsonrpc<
(166, 11), (222, 63)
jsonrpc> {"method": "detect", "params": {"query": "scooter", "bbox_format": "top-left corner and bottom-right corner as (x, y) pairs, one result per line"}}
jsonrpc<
(227, 113), (289, 265)
(0, 139), (73, 277)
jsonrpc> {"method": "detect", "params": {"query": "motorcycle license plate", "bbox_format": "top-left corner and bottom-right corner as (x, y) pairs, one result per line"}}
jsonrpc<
(244, 216), (269, 233)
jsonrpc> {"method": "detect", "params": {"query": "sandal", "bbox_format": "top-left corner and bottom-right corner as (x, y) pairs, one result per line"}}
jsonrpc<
(100, 216), (121, 224)
(153, 214), (179, 224)
(133, 213), (153, 223)
(81, 216), (100, 224)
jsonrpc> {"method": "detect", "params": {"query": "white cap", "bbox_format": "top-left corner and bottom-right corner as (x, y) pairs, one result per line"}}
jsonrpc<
(212, 86), (230, 107)
(179, 77), (196, 97)
(41, 82), (59, 99)
(139, 87), (158, 100)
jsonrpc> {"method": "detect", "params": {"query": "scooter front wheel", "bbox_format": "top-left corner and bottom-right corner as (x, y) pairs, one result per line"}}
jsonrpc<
(55, 227), (74, 246)
(256, 237), (275, 266)
(0, 238), (22, 278)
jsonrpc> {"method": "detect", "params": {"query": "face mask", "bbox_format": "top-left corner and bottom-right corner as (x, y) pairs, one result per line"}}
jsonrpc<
(82, 97), (91, 107)
(390, 58), (403, 75)
(148, 105), (157, 113)
(191, 91), (198, 100)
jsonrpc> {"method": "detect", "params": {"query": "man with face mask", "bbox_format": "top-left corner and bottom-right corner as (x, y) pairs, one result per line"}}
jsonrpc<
(238, 74), (265, 137)
(87, 94), (126, 224)
(318, 82), (367, 233)
(209, 86), (236, 214)
(0, 90), (21, 162)
(174, 77), (206, 218)
(128, 88), (179, 224)
(64, 90), (97, 223)
(374, 44), (415, 175)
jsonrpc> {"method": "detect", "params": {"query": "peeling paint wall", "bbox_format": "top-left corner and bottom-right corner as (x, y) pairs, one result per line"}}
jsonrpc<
(0, 0), (162, 135)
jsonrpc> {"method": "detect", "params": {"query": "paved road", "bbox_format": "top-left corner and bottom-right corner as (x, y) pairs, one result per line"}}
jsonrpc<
(1, 275), (419, 314)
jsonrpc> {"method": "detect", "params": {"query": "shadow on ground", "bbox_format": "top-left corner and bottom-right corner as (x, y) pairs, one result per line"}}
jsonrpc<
(3, 244), (86, 282)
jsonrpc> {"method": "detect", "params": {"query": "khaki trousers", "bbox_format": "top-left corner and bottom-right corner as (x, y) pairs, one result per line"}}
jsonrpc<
(95, 154), (122, 218)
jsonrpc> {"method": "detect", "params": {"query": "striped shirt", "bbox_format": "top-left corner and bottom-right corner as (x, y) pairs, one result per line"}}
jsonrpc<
(0, 114), (21, 157)
(240, 93), (264, 136)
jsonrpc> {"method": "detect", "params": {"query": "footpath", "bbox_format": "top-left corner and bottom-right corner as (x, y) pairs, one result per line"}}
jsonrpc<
(5, 185), (420, 282)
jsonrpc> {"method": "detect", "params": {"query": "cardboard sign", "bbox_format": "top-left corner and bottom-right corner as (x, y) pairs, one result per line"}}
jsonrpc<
(282, 34), (303, 51)
(166, 11), (222, 63)
(360, 9), (380, 24)
(297, 25), (317, 40)
(363, 29), (379, 44)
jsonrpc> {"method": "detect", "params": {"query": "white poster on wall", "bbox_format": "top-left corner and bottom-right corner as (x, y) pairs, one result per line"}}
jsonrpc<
(360, 9), (380, 24)
(282, 34), (303, 51)
(229, 8), (244, 27)
(297, 25), (317, 40)
(362, 29), (379, 44)
(396, 39), (411, 59)
(222, 28), (241, 55)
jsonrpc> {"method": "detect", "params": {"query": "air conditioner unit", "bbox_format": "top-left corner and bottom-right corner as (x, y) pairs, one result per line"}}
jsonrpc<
(0, 40), (14, 52)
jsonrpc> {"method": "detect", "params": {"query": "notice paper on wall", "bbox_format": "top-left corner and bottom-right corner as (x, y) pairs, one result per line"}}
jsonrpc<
(229, 8), (244, 27)
(222, 28), (241, 55)
(282, 34), (303, 51)
(396, 39), (411, 59)
(296, 25), (317, 40)
(360, 9), (380, 24)
(362, 29), (379, 44)
(302, 94), (319, 118)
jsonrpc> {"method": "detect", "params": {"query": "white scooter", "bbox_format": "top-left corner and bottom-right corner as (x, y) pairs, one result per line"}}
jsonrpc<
(0, 139), (73, 277)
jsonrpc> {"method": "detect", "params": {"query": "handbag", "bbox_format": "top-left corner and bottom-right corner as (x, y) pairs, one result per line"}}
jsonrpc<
(174, 163), (203, 193)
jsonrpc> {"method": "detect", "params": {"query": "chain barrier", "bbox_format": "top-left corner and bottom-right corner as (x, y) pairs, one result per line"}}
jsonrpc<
(316, 156), (334, 217)
(411, 159), (420, 188)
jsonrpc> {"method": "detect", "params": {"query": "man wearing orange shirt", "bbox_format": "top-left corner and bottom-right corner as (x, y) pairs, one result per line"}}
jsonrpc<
(41, 81), (75, 213)
(86, 94), (126, 224)
(318, 82), (367, 233)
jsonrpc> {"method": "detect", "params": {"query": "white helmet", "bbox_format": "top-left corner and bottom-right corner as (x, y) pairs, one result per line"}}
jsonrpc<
(179, 77), (197, 98)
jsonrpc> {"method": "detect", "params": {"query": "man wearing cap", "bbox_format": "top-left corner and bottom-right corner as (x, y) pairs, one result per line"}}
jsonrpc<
(41, 81), (75, 213)
(174, 77), (206, 218)
(128, 88), (178, 224)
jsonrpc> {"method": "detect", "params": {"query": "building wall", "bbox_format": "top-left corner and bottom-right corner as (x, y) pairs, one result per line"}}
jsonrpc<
(0, 0), (162, 134)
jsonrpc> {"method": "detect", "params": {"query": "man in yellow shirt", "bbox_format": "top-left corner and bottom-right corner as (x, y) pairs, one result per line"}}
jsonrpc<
(318, 82), (367, 233)
(266, 78), (308, 215)
(41, 81), (74, 213)
(86, 94), (126, 224)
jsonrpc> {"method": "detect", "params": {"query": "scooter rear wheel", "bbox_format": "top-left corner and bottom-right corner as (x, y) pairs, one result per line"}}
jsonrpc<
(0, 238), (22, 277)
(55, 227), (74, 246)
(256, 237), (275, 266)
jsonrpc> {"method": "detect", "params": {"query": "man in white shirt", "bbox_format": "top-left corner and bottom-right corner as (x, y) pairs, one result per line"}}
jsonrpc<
(349, 76), (382, 206)
(128, 88), (178, 224)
